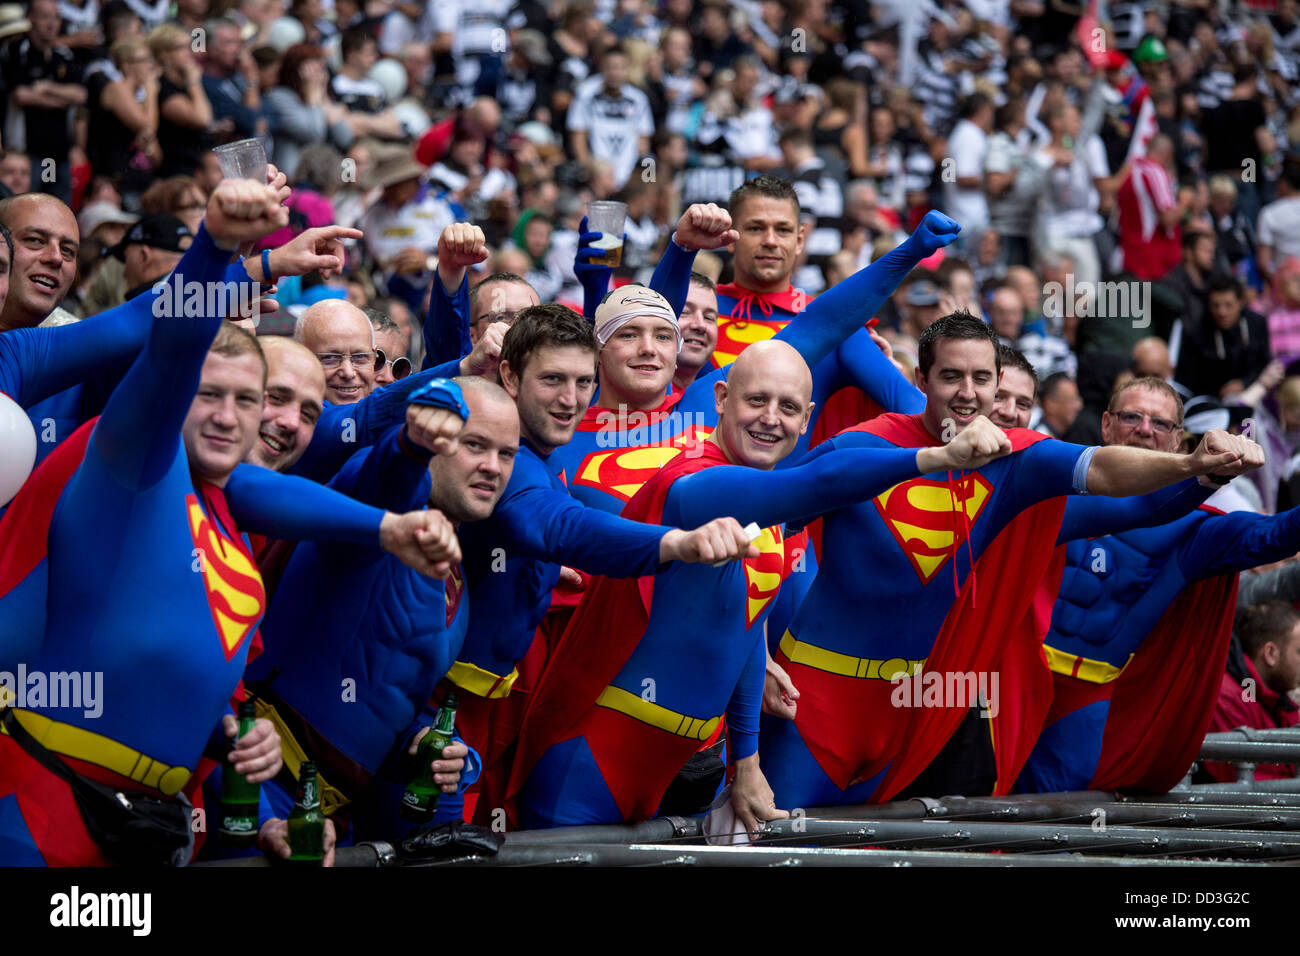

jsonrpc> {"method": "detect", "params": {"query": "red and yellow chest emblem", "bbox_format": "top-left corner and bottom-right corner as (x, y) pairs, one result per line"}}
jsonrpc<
(572, 425), (714, 503)
(872, 474), (993, 584)
(186, 495), (266, 661)
(710, 316), (791, 369)
(445, 566), (464, 627)
(743, 525), (786, 628)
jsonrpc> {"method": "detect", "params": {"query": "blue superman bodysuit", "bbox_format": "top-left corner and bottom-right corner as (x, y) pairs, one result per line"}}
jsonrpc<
(758, 414), (1093, 810)
(508, 439), (930, 828)
(0, 225), (406, 865)
(1017, 502), (1300, 794)
(248, 419), (480, 840)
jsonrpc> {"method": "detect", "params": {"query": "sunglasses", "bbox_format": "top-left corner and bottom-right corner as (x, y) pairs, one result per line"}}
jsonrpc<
(1114, 410), (1179, 435)
(375, 348), (412, 380)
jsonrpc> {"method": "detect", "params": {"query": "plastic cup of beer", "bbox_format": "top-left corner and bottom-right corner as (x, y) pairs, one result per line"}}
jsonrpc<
(213, 138), (268, 183)
(586, 200), (627, 268)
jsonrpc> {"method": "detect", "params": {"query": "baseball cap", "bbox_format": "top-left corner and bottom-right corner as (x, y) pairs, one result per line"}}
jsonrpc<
(106, 214), (194, 261)
(593, 284), (681, 351)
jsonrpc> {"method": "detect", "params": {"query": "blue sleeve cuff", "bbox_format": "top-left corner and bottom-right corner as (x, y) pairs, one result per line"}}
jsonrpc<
(1073, 445), (1098, 495)
(408, 378), (469, 421)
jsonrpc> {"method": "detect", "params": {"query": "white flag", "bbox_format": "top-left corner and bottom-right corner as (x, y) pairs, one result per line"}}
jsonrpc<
(1125, 95), (1159, 164)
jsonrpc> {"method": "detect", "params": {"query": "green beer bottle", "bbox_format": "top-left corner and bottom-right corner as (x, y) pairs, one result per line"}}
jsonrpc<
(401, 692), (459, 824)
(287, 762), (325, 864)
(219, 700), (261, 847)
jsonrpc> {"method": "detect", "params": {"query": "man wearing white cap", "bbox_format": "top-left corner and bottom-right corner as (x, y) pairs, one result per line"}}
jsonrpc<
(550, 210), (963, 516)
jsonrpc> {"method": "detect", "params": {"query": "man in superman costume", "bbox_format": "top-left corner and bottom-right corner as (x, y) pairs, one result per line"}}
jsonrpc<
(1018, 377), (1287, 795)
(246, 377), (505, 843)
(551, 207), (949, 518)
(707, 175), (901, 448)
(0, 182), (463, 866)
(758, 315), (1263, 810)
(507, 339), (1017, 830)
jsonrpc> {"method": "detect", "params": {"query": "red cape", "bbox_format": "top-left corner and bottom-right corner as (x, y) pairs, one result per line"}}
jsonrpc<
(1090, 514), (1239, 792)
(838, 414), (1067, 801)
(505, 442), (748, 823)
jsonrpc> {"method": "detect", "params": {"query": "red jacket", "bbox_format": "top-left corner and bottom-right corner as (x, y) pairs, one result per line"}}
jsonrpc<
(1203, 656), (1299, 781)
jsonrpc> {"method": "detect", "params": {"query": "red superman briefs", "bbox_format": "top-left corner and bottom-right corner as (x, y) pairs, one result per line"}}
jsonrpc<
(759, 414), (1084, 808)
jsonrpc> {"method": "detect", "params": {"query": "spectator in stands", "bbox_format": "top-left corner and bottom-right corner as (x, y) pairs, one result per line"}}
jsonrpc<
(149, 21), (213, 177)
(1117, 134), (1187, 280)
(3, 0), (86, 202)
(1267, 256), (1300, 366)
(1159, 230), (1217, 340)
(1177, 273), (1273, 400)
(984, 99), (1043, 269)
(944, 92), (993, 252)
(1209, 174), (1256, 275)
(567, 44), (654, 190)
(330, 26), (404, 141)
(263, 43), (352, 178)
(1204, 601), (1300, 781)
(1258, 156), (1300, 285)
(87, 37), (160, 207)
(1036, 371), (1084, 440)
(201, 17), (268, 143)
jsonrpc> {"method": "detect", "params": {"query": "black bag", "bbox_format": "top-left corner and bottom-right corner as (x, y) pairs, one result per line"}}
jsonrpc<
(3, 709), (194, 866)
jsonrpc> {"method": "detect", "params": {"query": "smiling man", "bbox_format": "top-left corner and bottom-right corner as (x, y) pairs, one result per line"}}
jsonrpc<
(672, 272), (720, 392)
(0, 193), (79, 332)
(758, 314), (1264, 812)
(989, 344), (1039, 429)
(245, 337), (326, 472)
(553, 212), (956, 516)
(246, 377), (512, 844)
(446, 305), (762, 823)
(295, 299), (377, 405)
(509, 338), (1019, 832)
(0, 180), (462, 866)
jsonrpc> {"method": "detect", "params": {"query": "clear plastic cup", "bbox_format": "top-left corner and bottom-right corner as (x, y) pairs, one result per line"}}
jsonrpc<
(213, 138), (268, 183)
(586, 200), (627, 268)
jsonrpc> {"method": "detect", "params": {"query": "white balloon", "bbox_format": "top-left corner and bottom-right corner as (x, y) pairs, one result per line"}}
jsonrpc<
(266, 17), (306, 52)
(0, 393), (35, 506)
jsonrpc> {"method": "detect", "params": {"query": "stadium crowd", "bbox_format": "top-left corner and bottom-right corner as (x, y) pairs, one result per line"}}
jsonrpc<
(0, 0), (1299, 865)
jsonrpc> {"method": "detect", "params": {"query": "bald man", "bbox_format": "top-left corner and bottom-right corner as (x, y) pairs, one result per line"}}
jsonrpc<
(247, 337), (327, 471)
(295, 299), (378, 405)
(508, 338), (1011, 832)
(0, 193), (80, 332)
(1132, 336), (1174, 382)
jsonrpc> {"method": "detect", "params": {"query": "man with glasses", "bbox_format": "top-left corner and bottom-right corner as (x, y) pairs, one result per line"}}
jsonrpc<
(1017, 376), (1300, 795)
(294, 299), (379, 406)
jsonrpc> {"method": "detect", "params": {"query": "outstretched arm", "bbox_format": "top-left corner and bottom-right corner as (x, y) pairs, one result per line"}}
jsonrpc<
(1056, 478), (1213, 543)
(1084, 429), (1263, 497)
(1186, 506), (1300, 580)
(774, 211), (960, 371)
(668, 445), (923, 531)
(289, 359), (462, 482)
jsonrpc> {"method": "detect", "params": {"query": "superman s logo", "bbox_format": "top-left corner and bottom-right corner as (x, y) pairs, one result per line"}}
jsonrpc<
(873, 474), (992, 584)
(186, 495), (266, 661)
(710, 317), (790, 369)
(572, 425), (714, 503)
(743, 526), (786, 628)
